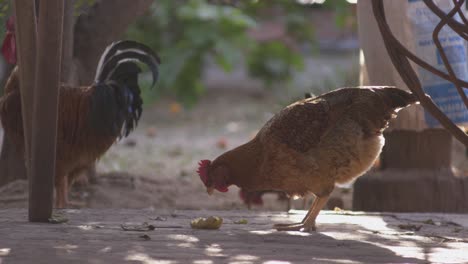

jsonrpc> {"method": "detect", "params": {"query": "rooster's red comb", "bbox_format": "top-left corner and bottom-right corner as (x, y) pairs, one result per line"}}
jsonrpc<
(197, 159), (211, 185)
(2, 16), (16, 65)
(6, 16), (14, 31)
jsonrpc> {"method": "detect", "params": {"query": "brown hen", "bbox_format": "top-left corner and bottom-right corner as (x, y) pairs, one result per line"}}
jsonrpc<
(198, 87), (418, 231)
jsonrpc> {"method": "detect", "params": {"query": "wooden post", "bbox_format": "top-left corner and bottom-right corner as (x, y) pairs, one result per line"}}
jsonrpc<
(28, 0), (64, 222)
(13, 0), (37, 173)
(357, 0), (426, 131)
(353, 0), (468, 213)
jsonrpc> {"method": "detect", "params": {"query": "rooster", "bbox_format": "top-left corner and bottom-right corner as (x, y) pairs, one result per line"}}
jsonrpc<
(0, 22), (160, 207)
(197, 87), (418, 231)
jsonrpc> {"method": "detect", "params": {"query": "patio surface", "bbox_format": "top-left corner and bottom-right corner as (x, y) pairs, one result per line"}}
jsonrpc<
(0, 209), (467, 263)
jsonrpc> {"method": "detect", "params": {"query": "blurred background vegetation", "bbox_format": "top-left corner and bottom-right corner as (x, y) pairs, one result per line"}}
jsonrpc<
(0, 0), (361, 210)
(126, 0), (356, 106)
(0, 0), (357, 106)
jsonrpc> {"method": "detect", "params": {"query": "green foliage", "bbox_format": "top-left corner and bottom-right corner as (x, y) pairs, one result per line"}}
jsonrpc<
(0, 1), (8, 18)
(0, 0), (95, 40)
(241, 1), (314, 86)
(74, 0), (96, 9)
(127, 0), (319, 106)
(73, 0), (96, 16)
(0, 0), (354, 107)
(247, 41), (304, 86)
(0, 1), (10, 41)
(322, 0), (352, 27)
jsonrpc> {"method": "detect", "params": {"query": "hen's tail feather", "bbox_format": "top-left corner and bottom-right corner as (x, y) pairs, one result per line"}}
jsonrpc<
(373, 87), (419, 109)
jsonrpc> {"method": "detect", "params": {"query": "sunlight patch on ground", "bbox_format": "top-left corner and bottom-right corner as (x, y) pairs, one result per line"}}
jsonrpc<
(386, 245), (425, 261)
(52, 244), (79, 254)
(250, 229), (312, 236)
(249, 230), (274, 235)
(193, 260), (213, 264)
(175, 242), (194, 248)
(77, 225), (94, 231)
(231, 254), (259, 261)
(319, 214), (390, 231)
(371, 239), (468, 263)
(323, 229), (369, 240)
(125, 252), (176, 264)
(167, 234), (199, 243)
(311, 259), (359, 264)
(429, 245), (468, 263)
(283, 231), (313, 237)
(167, 234), (200, 249)
(0, 249), (10, 257)
(204, 243), (225, 257)
(99, 246), (112, 253)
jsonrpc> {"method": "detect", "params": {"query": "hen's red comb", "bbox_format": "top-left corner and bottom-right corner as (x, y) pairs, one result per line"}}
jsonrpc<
(197, 159), (211, 185)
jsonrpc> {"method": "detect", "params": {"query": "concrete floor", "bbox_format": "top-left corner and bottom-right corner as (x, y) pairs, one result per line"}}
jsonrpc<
(1, 209), (467, 263)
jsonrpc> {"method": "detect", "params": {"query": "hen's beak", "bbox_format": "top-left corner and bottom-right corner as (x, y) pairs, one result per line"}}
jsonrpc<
(207, 187), (214, 195)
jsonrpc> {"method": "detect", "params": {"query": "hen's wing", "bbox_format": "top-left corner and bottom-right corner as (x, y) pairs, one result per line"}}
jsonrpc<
(260, 88), (364, 153)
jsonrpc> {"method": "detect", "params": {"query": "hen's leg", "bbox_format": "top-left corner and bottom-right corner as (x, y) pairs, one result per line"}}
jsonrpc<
(302, 195), (308, 209)
(55, 175), (68, 208)
(273, 195), (316, 228)
(246, 192), (252, 210)
(286, 198), (291, 212)
(274, 194), (330, 232)
(274, 193), (316, 227)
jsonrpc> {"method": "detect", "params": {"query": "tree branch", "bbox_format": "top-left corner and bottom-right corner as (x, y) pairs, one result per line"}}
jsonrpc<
(73, 0), (154, 84)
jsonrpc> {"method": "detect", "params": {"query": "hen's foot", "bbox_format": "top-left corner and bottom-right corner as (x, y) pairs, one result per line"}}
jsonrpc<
(274, 222), (316, 232)
(273, 222), (302, 228)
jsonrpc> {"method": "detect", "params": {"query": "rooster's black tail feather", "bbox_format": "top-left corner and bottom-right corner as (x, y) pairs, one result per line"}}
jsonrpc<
(90, 40), (160, 138)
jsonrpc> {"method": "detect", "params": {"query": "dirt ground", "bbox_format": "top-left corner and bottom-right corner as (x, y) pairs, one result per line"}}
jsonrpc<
(0, 51), (465, 212)
(0, 89), (353, 212)
(0, 53), (360, 212)
(1, 52), (468, 264)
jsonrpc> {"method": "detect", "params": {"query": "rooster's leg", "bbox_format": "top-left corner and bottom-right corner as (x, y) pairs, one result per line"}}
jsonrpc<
(274, 194), (330, 232)
(55, 175), (68, 208)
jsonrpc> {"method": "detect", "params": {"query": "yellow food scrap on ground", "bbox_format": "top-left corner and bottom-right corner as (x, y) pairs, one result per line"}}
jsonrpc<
(190, 216), (223, 230)
(234, 219), (248, 224)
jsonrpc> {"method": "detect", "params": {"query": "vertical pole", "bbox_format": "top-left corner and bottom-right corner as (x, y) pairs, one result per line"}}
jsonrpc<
(29, 0), (64, 222)
(13, 0), (37, 178)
